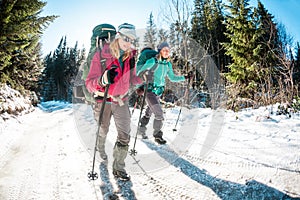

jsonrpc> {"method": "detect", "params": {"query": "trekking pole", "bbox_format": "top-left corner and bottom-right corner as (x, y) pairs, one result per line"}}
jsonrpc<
(88, 84), (110, 181)
(173, 73), (192, 132)
(129, 71), (149, 156)
(173, 107), (182, 132)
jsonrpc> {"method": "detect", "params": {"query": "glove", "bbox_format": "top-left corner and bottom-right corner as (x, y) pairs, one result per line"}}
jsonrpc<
(106, 65), (118, 84)
(184, 71), (193, 80)
(136, 85), (144, 96)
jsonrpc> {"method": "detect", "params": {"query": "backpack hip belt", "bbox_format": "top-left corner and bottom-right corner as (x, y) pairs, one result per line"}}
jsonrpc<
(94, 91), (128, 106)
(148, 83), (165, 96)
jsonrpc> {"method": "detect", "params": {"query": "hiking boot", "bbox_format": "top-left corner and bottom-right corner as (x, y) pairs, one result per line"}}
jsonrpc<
(141, 133), (148, 139)
(113, 170), (130, 181)
(99, 151), (108, 160)
(154, 136), (167, 145)
(138, 126), (148, 139)
(137, 129), (148, 139)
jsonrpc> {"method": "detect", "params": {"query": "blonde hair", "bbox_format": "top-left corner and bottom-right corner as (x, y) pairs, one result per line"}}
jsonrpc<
(157, 53), (171, 62)
(110, 38), (131, 61)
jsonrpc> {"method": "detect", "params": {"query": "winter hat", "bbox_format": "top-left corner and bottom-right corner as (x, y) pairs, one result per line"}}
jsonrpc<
(157, 42), (170, 52)
(116, 23), (137, 40)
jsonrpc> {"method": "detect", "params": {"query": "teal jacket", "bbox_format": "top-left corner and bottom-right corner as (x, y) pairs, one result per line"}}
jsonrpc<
(137, 57), (185, 87)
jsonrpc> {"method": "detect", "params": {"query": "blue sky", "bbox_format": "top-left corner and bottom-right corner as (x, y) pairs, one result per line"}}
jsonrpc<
(41, 0), (300, 56)
(40, 0), (164, 55)
(257, 0), (300, 43)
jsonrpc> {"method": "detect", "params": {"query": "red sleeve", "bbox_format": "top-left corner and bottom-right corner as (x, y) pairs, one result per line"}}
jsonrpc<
(130, 66), (143, 85)
(85, 51), (105, 93)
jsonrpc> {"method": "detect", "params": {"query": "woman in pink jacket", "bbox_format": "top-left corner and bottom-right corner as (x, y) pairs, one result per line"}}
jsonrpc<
(85, 23), (141, 181)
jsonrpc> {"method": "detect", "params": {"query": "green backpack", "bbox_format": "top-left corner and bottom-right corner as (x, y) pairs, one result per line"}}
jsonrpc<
(136, 47), (158, 72)
(73, 23), (116, 104)
(136, 47), (159, 83)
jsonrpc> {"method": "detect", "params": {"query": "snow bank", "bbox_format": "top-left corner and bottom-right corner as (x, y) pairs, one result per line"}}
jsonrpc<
(0, 84), (35, 121)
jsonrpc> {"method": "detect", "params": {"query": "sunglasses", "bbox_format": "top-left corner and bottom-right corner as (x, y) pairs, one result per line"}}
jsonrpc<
(119, 33), (135, 44)
(161, 49), (170, 53)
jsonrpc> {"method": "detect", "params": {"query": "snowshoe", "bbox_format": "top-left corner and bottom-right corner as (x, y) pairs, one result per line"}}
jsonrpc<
(113, 170), (130, 181)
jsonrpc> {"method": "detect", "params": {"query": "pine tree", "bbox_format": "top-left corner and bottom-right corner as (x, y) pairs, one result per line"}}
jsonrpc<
(143, 13), (157, 49)
(253, 1), (280, 104)
(0, 0), (57, 92)
(12, 42), (44, 92)
(222, 0), (261, 103)
(212, 0), (230, 72)
(157, 28), (168, 44)
(53, 37), (68, 100)
(65, 42), (85, 102)
(41, 53), (56, 101)
(168, 23), (180, 54)
(40, 37), (85, 102)
(270, 22), (295, 102)
(191, 0), (205, 44)
(190, 0), (229, 90)
(295, 43), (300, 90)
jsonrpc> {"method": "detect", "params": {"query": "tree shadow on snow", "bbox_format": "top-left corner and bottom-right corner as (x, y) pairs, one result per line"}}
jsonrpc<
(99, 161), (118, 200)
(99, 161), (137, 200)
(114, 178), (137, 200)
(143, 140), (300, 200)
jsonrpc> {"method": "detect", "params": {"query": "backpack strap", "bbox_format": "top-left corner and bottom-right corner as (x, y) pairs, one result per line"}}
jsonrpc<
(129, 56), (135, 69)
(152, 58), (159, 72)
(146, 58), (159, 82)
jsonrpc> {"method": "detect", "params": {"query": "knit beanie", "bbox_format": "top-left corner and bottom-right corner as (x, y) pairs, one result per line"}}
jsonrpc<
(157, 42), (170, 52)
(116, 23), (137, 40)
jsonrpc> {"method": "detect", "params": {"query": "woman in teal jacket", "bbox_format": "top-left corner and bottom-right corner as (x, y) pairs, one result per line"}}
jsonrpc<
(136, 42), (186, 144)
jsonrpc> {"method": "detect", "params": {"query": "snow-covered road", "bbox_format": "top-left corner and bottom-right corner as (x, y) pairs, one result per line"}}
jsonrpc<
(0, 102), (299, 199)
(0, 108), (99, 200)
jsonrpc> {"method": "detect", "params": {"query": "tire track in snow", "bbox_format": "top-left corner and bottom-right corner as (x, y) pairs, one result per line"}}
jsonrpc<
(135, 139), (300, 199)
(0, 111), (62, 200)
(0, 117), (43, 199)
(183, 150), (300, 174)
(0, 107), (105, 200)
(146, 175), (200, 199)
(128, 172), (201, 200)
(0, 120), (24, 170)
(126, 153), (208, 199)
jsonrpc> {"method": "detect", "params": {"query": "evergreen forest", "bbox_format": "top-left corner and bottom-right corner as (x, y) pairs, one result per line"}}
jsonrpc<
(1, 0), (299, 112)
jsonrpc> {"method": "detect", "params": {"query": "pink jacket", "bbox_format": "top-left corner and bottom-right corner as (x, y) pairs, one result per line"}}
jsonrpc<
(85, 43), (142, 103)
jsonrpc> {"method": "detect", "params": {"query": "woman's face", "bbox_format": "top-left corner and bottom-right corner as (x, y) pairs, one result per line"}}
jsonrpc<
(118, 34), (135, 51)
(160, 47), (170, 59)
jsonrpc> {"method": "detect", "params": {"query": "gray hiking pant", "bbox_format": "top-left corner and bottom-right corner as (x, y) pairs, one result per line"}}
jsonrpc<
(94, 100), (131, 172)
(140, 91), (164, 137)
(93, 102), (111, 152)
(93, 101), (131, 145)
